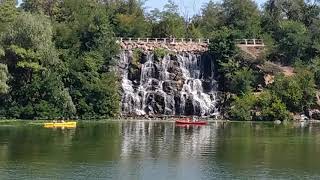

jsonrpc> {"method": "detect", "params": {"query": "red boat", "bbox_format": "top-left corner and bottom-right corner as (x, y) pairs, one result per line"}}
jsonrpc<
(175, 119), (208, 125)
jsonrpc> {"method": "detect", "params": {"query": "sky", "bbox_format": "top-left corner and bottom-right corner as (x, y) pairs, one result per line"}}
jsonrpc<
(17, 0), (266, 16)
(145, 0), (266, 16)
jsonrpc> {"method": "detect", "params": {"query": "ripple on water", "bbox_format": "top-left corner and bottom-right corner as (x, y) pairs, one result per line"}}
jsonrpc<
(0, 121), (320, 179)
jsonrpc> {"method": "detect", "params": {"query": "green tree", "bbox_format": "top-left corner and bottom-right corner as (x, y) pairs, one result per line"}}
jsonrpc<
(0, 0), (18, 33)
(271, 70), (316, 113)
(108, 0), (151, 37)
(257, 91), (291, 121)
(21, 0), (62, 17)
(274, 20), (310, 64)
(151, 0), (186, 38)
(222, 0), (261, 38)
(208, 28), (237, 62)
(230, 68), (256, 95)
(310, 57), (320, 88)
(208, 28), (239, 92)
(263, 0), (320, 27)
(53, 0), (120, 118)
(0, 12), (73, 119)
(0, 63), (9, 94)
(196, 1), (223, 36)
(229, 93), (256, 121)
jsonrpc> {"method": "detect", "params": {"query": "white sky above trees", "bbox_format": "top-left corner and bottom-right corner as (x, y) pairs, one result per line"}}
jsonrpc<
(145, 0), (266, 16)
(18, 0), (266, 16)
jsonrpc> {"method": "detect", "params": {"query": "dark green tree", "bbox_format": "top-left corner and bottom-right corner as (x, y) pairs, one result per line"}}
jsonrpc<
(0, 63), (9, 94)
(0, 0), (18, 33)
(230, 68), (256, 95)
(151, 0), (186, 38)
(229, 93), (256, 121)
(53, 0), (120, 118)
(222, 0), (261, 38)
(196, 1), (223, 37)
(271, 70), (316, 113)
(274, 20), (310, 64)
(0, 12), (74, 119)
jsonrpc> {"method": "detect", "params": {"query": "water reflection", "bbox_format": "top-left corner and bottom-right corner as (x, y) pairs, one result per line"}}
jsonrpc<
(0, 122), (320, 179)
(120, 121), (224, 160)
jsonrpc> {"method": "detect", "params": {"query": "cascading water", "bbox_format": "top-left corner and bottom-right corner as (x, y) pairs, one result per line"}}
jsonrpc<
(118, 50), (219, 117)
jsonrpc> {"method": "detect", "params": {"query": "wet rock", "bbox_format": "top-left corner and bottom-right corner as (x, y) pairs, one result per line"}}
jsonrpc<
(145, 92), (165, 115)
(310, 109), (320, 120)
(274, 120), (282, 125)
(145, 78), (160, 91)
(162, 81), (184, 95)
(119, 50), (220, 117)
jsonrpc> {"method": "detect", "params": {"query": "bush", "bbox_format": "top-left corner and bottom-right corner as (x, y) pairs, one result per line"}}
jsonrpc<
(229, 94), (256, 121)
(154, 48), (169, 60)
(270, 70), (316, 113)
(129, 48), (143, 78)
(230, 67), (256, 95)
(132, 48), (143, 66)
(257, 91), (291, 121)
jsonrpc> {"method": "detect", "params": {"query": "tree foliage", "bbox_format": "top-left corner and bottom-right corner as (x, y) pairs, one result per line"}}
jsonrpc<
(270, 70), (316, 113)
(0, 1), (120, 119)
(0, 63), (9, 94)
(0, 0), (18, 33)
(150, 1), (186, 38)
(0, 0), (320, 120)
(229, 94), (256, 121)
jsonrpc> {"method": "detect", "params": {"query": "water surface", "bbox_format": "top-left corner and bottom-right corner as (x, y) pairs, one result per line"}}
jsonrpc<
(0, 121), (319, 179)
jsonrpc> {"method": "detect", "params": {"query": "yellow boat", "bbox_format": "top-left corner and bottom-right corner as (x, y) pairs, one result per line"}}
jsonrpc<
(44, 121), (77, 128)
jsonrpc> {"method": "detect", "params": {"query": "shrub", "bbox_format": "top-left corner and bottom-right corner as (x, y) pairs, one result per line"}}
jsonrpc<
(132, 48), (143, 67)
(230, 67), (256, 95)
(257, 91), (291, 121)
(154, 48), (169, 60)
(229, 93), (256, 121)
(270, 70), (316, 113)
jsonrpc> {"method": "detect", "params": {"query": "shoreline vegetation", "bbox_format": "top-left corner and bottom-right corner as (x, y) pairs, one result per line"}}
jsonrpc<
(1, 0), (320, 122)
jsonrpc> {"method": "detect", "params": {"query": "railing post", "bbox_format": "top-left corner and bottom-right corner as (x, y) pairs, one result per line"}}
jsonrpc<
(129, 38), (132, 43)
(138, 38), (140, 43)
(198, 39), (201, 43)
(253, 39), (256, 45)
(155, 38), (158, 43)
(120, 38), (123, 42)
(146, 38), (149, 43)
(164, 38), (166, 43)
(245, 39), (248, 45)
(173, 38), (175, 43)
(181, 38), (184, 43)
(207, 39), (210, 44)
(189, 38), (192, 43)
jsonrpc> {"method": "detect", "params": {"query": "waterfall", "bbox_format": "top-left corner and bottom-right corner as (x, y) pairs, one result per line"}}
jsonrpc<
(118, 50), (219, 117)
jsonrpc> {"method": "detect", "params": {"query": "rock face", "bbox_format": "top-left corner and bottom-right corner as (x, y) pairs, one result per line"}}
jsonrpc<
(118, 50), (219, 117)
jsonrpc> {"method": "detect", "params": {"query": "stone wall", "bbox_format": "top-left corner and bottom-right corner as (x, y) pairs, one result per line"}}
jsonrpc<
(118, 41), (208, 53)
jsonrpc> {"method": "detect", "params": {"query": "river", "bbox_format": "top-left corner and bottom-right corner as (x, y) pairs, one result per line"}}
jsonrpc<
(0, 121), (319, 179)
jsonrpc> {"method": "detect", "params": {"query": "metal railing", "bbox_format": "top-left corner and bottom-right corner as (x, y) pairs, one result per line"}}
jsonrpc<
(117, 38), (210, 44)
(235, 39), (265, 46)
(117, 38), (265, 47)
